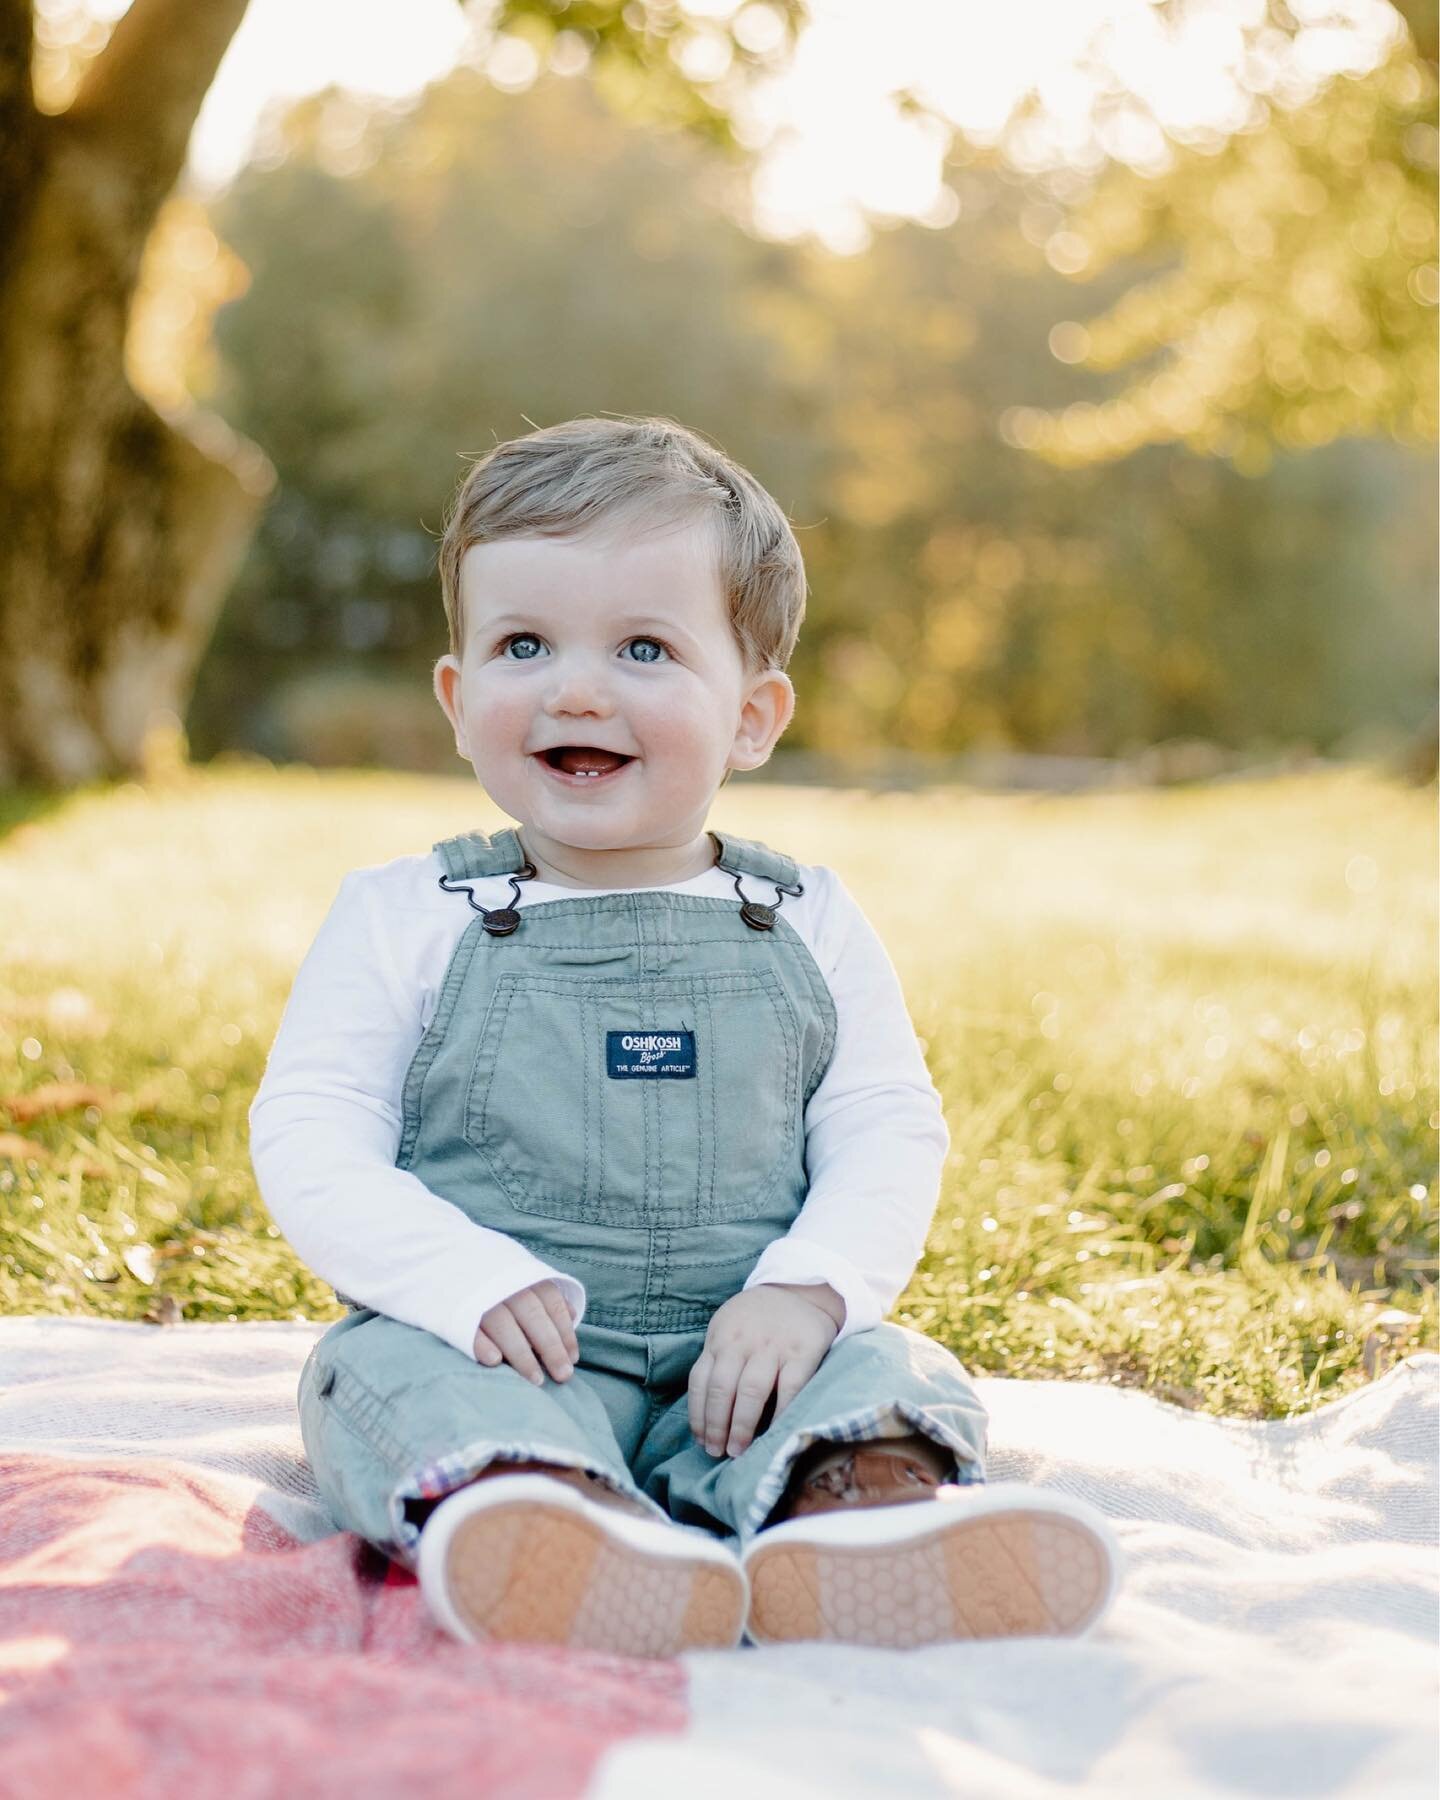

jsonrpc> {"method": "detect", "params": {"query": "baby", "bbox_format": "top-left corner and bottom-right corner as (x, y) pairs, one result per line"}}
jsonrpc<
(250, 414), (1120, 1656)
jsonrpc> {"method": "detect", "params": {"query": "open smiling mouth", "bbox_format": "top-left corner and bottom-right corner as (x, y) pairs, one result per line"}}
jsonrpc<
(536, 746), (637, 781)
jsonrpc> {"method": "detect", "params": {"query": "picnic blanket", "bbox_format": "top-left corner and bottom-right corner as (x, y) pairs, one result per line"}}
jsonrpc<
(0, 1318), (1434, 1799)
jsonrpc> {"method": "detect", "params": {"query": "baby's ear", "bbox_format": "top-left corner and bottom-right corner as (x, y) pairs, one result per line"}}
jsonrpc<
(433, 656), (467, 756)
(728, 668), (795, 772)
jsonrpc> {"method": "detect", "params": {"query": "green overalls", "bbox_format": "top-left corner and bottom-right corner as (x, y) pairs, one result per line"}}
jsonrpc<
(298, 828), (989, 1567)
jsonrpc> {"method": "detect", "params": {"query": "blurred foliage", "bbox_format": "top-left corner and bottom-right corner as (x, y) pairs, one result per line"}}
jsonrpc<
(29, 0), (114, 113)
(1015, 33), (1437, 469)
(1, 767), (1433, 1416)
(195, 60), (1436, 764)
(490, 0), (806, 151)
(126, 198), (251, 412)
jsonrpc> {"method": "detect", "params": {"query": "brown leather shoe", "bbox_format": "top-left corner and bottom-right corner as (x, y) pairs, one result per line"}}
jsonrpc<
(777, 1435), (955, 1521)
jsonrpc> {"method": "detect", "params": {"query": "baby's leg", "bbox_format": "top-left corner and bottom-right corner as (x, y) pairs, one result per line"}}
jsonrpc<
(638, 1318), (989, 1542)
(299, 1308), (651, 1566)
(299, 1310), (745, 1655)
(643, 1322), (1120, 1647)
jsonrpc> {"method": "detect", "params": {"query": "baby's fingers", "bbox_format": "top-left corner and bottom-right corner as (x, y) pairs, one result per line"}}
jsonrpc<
(725, 1355), (779, 1458)
(701, 1354), (744, 1458)
(507, 1288), (574, 1382)
(472, 1326), (503, 1368)
(533, 1280), (581, 1365)
(482, 1306), (546, 1386)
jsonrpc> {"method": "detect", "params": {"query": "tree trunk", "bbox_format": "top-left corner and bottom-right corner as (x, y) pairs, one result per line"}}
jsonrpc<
(0, 0), (270, 785)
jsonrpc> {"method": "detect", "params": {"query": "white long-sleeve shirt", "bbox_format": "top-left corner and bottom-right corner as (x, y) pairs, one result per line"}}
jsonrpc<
(248, 850), (948, 1363)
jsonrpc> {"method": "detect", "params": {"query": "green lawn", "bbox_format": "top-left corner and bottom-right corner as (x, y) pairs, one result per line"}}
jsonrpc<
(0, 761), (1434, 1417)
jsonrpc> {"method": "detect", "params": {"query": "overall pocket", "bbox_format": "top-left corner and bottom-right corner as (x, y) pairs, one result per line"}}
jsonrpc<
(464, 969), (799, 1227)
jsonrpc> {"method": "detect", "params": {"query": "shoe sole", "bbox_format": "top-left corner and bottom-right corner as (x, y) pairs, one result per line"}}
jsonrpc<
(421, 1478), (747, 1658)
(745, 1494), (1118, 1648)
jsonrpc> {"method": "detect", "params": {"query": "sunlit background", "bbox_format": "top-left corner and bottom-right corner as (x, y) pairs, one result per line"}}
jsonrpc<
(23, 0), (1438, 778)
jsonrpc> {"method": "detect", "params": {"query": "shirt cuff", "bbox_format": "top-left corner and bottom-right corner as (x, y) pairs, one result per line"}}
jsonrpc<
(442, 1262), (587, 1363)
(743, 1241), (882, 1343)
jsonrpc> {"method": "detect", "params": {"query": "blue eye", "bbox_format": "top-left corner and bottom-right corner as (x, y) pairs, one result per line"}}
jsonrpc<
(502, 633), (545, 660)
(624, 637), (668, 663)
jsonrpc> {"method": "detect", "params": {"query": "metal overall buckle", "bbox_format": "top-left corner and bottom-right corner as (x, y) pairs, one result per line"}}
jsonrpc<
(711, 835), (804, 932)
(437, 859), (537, 936)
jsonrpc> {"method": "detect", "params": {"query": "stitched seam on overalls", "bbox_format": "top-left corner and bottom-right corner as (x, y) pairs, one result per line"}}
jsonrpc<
(765, 917), (838, 1105)
(656, 1245), (764, 1268)
(637, 1227), (656, 1331)
(584, 1297), (713, 1330)
(700, 984), (717, 1217)
(466, 980), (526, 1199)
(580, 985), (594, 1208)
(455, 936), (797, 951)
(474, 973), (769, 994)
(397, 917), (486, 1169)
(661, 1229), (675, 1320)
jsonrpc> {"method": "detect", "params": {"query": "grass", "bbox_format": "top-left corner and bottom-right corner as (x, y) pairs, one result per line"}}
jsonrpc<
(0, 759), (1434, 1418)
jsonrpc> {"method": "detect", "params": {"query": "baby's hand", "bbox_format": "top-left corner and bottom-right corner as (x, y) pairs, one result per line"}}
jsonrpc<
(687, 1283), (844, 1459)
(473, 1279), (579, 1386)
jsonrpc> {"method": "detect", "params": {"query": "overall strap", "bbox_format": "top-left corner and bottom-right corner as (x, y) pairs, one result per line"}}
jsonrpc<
(434, 826), (529, 882)
(435, 824), (802, 936)
(709, 831), (802, 892)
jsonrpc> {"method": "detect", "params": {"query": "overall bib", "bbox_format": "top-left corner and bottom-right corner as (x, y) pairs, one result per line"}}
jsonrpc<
(298, 828), (989, 1568)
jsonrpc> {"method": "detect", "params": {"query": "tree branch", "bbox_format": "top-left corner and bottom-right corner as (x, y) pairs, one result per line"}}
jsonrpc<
(0, 0), (31, 119)
(0, 0), (39, 284)
(66, 0), (250, 212)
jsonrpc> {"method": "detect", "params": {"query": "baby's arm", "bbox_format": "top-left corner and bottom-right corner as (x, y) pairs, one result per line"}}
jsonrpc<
(742, 869), (949, 1334)
(689, 871), (948, 1454)
(249, 868), (584, 1368)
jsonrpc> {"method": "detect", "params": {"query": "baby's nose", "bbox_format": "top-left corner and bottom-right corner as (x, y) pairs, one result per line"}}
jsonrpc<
(543, 659), (615, 718)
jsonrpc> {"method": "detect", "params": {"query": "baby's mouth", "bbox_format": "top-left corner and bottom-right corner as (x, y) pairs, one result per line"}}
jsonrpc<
(538, 746), (636, 779)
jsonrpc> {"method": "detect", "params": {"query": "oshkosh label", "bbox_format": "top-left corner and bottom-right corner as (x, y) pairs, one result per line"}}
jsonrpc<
(606, 1029), (697, 1079)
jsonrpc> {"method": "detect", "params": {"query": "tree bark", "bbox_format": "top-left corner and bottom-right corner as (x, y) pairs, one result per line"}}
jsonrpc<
(0, 0), (271, 784)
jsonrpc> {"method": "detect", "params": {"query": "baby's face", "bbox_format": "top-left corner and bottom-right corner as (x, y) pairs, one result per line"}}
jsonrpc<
(435, 518), (792, 879)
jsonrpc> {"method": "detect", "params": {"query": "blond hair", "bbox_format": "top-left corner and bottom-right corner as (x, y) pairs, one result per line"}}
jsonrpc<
(437, 415), (807, 670)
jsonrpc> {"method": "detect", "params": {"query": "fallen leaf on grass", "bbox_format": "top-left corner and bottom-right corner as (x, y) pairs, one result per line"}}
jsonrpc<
(4, 1083), (116, 1124)
(0, 1131), (51, 1164)
(143, 1295), (184, 1326)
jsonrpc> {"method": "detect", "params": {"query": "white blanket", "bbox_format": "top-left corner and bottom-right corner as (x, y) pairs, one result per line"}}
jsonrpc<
(0, 1317), (1434, 1798)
